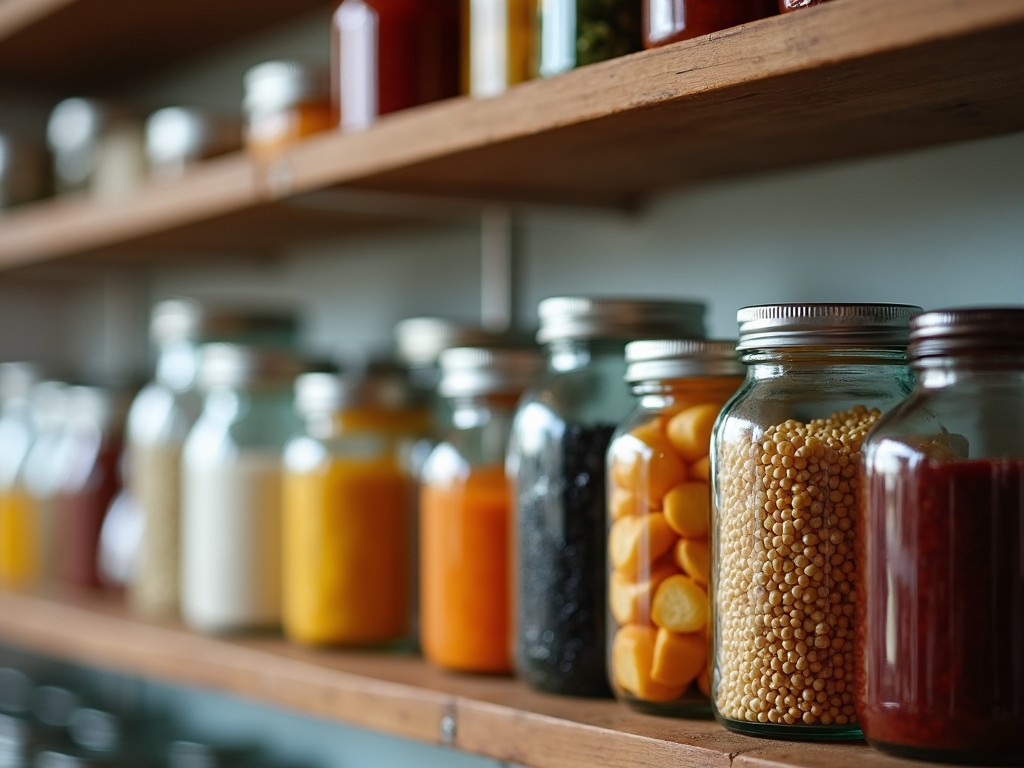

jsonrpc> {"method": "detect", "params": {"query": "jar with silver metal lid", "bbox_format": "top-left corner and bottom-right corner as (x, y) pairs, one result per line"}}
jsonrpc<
(420, 345), (545, 673)
(508, 296), (706, 697)
(145, 108), (240, 182)
(710, 303), (919, 740)
(606, 339), (744, 716)
(282, 363), (430, 646)
(128, 300), (298, 619)
(181, 343), (304, 633)
(242, 60), (333, 159)
(858, 307), (1024, 765)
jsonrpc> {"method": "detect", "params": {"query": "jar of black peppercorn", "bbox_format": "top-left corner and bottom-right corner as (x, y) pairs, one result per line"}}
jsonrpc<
(508, 296), (706, 697)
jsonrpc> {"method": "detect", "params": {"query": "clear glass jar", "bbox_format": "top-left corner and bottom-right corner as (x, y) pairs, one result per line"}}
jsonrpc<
(859, 308), (1024, 765)
(243, 61), (334, 159)
(509, 297), (705, 696)
(464, 0), (536, 97)
(420, 346), (544, 673)
(283, 366), (429, 646)
(537, 0), (641, 77)
(0, 363), (40, 589)
(128, 300), (298, 618)
(607, 340), (744, 715)
(332, 0), (460, 133)
(644, 0), (775, 48)
(181, 344), (303, 633)
(710, 303), (919, 740)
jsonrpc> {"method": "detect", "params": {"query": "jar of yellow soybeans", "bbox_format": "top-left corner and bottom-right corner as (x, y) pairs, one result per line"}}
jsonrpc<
(606, 339), (743, 716)
(282, 363), (430, 647)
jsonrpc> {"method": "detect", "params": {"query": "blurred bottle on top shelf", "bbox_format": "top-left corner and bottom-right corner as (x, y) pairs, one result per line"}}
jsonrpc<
(0, 363), (42, 589)
(537, 0), (642, 78)
(243, 61), (334, 159)
(464, 0), (536, 97)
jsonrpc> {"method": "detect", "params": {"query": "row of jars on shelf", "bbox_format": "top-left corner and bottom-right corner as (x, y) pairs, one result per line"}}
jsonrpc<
(0, 661), (285, 768)
(1, 0), (834, 209)
(1, 298), (1020, 766)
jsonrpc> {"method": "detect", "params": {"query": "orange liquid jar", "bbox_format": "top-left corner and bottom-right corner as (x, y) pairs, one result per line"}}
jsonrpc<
(243, 60), (334, 159)
(644, 0), (775, 48)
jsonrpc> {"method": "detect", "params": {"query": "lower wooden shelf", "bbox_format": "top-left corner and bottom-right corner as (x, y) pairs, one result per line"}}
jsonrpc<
(0, 590), (938, 768)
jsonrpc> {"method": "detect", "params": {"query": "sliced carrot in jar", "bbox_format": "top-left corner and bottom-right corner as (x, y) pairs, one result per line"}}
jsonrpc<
(609, 560), (679, 626)
(662, 481), (710, 538)
(612, 624), (686, 702)
(674, 538), (710, 587)
(651, 628), (707, 689)
(666, 404), (721, 462)
(608, 514), (678, 578)
(651, 574), (708, 633)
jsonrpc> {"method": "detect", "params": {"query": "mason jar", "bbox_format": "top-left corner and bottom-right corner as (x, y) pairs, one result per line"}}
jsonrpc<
(282, 365), (429, 646)
(128, 300), (297, 618)
(607, 339), (744, 715)
(509, 296), (705, 696)
(710, 303), (919, 739)
(420, 345), (545, 673)
(859, 307), (1024, 765)
(181, 344), (303, 633)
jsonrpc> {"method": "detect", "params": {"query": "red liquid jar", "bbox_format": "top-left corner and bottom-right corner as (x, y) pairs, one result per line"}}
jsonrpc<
(644, 0), (775, 48)
(859, 307), (1024, 765)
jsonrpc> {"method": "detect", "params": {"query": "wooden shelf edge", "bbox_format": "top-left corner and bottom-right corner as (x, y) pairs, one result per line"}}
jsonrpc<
(0, 590), (956, 768)
(0, 0), (72, 39)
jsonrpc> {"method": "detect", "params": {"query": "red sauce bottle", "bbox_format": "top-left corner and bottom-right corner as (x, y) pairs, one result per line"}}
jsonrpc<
(859, 308), (1024, 765)
(643, 0), (776, 48)
(331, 0), (460, 133)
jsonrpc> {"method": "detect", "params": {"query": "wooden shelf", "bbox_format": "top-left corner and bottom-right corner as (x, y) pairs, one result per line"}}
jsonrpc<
(0, 589), (953, 768)
(0, 0), (331, 92)
(2, 0), (1024, 271)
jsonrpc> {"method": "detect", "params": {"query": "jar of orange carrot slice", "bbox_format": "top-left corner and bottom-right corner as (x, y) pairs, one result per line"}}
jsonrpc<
(606, 340), (743, 716)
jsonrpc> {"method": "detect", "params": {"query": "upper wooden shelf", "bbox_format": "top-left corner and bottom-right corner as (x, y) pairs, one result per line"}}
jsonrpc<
(0, 0), (331, 92)
(1, 0), (1023, 270)
(0, 589), (958, 768)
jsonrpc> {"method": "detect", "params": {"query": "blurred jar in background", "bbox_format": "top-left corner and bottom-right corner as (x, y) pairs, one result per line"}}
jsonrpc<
(128, 300), (298, 619)
(243, 61), (334, 160)
(145, 108), (240, 182)
(53, 386), (131, 590)
(464, 0), (536, 97)
(537, 0), (641, 78)
(0, 363), (41, 588)
(181, 344), (303, 633)
(283, 363), (429, 646)
(644, 0), (775, 48)
(332, 0), (460, 133)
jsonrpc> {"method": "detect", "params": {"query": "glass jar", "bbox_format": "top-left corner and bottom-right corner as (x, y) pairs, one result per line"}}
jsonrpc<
(128, 300), (298, 619)
(778, 0), (830, 12)
(46, 98), (108, 195)
(509, 297), (706, 696)
(0, 363), (40, 589)
(145, 108), (240, 182)
(537, 0), (641, 77)
(607, 339), (744, 715)
(420, 345), (544, 673)
(464, 0), (536, 97)
(283, 366), (429, 646)
(243, 61), (334, 159)
(332, 0), (460, 133)
(181, 344), (303, 633)
(710, 303), (919, 740)
(859, 307), (1024, 765)
(644, 0), (775, 48)
(52, 386), (130, 591)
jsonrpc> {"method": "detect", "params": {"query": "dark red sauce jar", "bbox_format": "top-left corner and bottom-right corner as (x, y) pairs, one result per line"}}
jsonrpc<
(859, 308), (1024, 765)
(644, 0), (776, 48)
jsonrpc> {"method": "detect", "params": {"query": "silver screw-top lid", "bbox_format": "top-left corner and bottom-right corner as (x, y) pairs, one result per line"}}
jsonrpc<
(150, 299), (298, 347)
(439, 346), (545, 398)
(243, 60), (328, 115)
(909, 307), (1024, 365)
(536, 296), (706, 345)
(0, 362), (40, 402)
(295, 362), (416, 415)
(394, 317), (531, 367)
(198, 343), (304, 389)
(736, 303), (921, 351)
(624, 339), (744, 383)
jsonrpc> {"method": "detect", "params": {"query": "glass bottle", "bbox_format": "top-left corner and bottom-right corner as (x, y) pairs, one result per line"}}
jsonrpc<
(509, 297), (706, 697)
(710, 303), (919, 740)
(538, 0), (642, 78)
(332, 0), (460, 133)
(181, 344), (304, 633)
(243, 61), (334, 159)
(128, 300), (298, 618)
(644, 0), (775, 48)
(420, 346), (544, 673)
(464, 0), (536, 97)
(607, 339), (744, 715)
(283, 365), (429, 646)
(859, 307), (1024, 765)
(0, 363), (40, 588)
